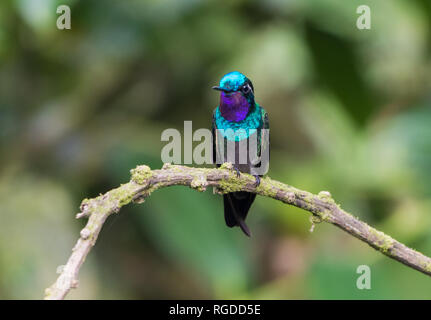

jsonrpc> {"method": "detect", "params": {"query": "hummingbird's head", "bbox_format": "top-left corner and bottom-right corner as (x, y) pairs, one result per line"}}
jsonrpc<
(212, 71), (255, 122)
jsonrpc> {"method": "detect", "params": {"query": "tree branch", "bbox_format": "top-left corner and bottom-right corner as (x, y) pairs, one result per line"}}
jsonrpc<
(44, 163), (431, 299)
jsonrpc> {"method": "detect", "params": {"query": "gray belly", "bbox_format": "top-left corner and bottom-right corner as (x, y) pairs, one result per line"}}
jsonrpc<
(217, 131), (259, 174)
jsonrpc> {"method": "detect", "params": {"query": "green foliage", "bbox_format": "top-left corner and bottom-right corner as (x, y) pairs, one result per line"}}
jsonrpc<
(0, 0), (430, 299)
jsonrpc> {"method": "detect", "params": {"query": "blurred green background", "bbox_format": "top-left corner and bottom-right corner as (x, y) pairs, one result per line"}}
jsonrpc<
(1, 0), (431, 299)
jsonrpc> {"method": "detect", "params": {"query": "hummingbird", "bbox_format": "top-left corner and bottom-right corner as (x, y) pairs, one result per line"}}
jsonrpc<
(212, 71), (270, 236)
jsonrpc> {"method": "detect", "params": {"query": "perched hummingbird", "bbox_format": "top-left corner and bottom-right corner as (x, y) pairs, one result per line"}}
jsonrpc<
(212, 71), (270, 236)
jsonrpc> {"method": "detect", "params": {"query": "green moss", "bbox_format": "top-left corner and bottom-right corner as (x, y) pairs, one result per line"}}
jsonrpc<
(80, 198), (90, 209)
(268, 178), (289, 191)
(310, 215), (322, 224)
(424, 262), (431, 273)
(218, 178), (243, 193)
(370, 228), (395, 253)
(220, 162), (233, 170)
(321, 212), (331, 221)
(130, 165), (153, 184)
(190, 176), (208, 192)
(256, 181), (277, 197)
(167, 165), (193, 175)
(302, 192), (315, 203)
(110, 184), (135, 207)
(318, 191), (335, 204)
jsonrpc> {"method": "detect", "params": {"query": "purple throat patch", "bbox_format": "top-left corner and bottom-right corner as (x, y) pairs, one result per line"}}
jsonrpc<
(219, 91), (250, 122)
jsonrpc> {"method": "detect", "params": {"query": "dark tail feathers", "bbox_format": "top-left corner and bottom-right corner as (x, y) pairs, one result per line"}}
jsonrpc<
(223, 192), (256, 237)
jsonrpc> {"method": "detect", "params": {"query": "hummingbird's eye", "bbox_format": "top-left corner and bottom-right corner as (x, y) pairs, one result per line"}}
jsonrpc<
(241, 84), (251, 94)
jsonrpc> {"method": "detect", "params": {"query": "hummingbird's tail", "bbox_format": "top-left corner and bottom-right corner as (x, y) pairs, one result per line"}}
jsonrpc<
(223, 192), (256, 237)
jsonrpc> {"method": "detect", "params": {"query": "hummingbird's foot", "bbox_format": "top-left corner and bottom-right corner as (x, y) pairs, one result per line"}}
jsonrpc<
(253, 175), (261, 187)
(233, 167), (241, 178)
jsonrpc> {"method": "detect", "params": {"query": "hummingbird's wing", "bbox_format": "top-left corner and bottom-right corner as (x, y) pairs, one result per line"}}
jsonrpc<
(211, 108), (220, 167)
(260, 107), (270, 160)
(252, 106), (270, 176)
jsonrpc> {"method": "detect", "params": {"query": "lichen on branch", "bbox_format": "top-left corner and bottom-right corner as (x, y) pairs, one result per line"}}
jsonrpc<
(44, 163), (431, 300)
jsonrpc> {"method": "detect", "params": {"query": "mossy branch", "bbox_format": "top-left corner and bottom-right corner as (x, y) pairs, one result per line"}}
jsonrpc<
(44, 163), (431, 299)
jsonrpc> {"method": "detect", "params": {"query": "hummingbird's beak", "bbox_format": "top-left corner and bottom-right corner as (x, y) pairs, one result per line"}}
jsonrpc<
(212, 86), (224, 91)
